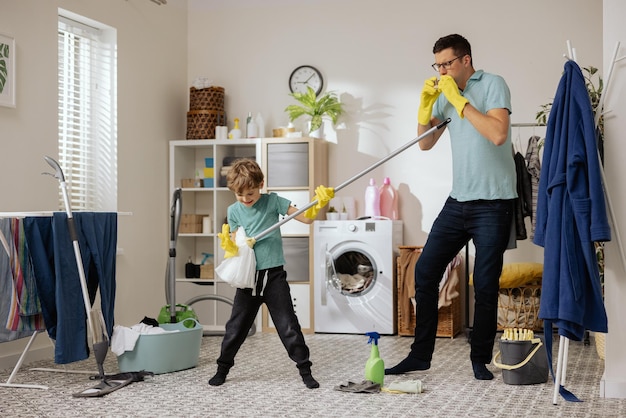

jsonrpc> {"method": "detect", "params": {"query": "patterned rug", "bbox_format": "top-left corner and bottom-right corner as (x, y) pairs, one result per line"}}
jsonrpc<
(1, 332), (624, 417)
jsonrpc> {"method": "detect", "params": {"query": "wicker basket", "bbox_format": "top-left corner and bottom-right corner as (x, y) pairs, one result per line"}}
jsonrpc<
(189, 86), (225, 111)
(186, 110), (226, 140)
(595, 332), (606, 360)
(397, 253), (462, 338)
(497, 281), (543, 331)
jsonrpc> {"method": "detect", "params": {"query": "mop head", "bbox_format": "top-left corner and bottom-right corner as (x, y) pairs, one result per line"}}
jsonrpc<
(72, 371), (154, 398)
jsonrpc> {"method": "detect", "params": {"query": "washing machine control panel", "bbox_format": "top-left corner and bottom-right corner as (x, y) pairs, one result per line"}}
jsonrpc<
(347, 223), (357, 232)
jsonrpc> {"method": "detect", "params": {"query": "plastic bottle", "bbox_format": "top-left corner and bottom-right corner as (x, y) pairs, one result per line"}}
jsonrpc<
(364, 331), (384, 385)
(255, 113), (265, 138)
(202, 215), (212, 234)
(229, 118), (242, 139)
(246, 112), (257, 138)
(379, 177), (399, 220)
(364, 178), (380, 218)
(185, 257), (195, 279)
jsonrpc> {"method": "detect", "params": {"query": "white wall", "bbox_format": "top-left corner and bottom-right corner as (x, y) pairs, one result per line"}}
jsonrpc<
(601, 0), (626, 399)
(188, 0), (600, 264)
(0, 0), (187, 366)
(2, 0), (618, 391)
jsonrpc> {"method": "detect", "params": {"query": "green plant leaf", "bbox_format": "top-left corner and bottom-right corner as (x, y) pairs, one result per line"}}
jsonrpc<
(285, 86), (344, 133)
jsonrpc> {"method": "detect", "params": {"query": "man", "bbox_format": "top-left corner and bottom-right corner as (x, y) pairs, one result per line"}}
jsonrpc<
(386, 34), (517, 380)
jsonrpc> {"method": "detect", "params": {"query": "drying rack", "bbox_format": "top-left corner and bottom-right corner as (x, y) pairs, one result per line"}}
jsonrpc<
(549, 40), (624, 405)
(0, 210), (131, 390)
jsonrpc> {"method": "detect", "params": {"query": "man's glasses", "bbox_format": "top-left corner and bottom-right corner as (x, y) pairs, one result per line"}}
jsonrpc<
(432, 56), (463, 71)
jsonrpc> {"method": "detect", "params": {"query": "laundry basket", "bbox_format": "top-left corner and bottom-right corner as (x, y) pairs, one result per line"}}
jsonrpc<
(117, 319), (202, 374)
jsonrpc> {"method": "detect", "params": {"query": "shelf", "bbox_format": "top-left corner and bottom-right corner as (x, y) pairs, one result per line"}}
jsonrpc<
(178, 233), (215, 237)
(175, 278), (216, 285)
(171, 137), (326, 334)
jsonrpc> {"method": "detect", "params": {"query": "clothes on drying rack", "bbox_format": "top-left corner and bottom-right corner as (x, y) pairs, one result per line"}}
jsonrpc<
(0, 218), (45, 342)
(524, 135), (542, 239)
(513, 151), (533, 240)
(22, 212), (118, 364)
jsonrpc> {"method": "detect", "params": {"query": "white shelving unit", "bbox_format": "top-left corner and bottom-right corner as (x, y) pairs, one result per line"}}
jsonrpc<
(169, 137), (327, 334)
(260, 137), (328, 334)
(169, 138), (262, 331)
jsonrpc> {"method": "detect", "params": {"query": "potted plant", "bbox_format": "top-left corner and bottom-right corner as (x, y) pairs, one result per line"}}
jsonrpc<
(339, 204), (349, 220)
(326, 205), (339, 220)
(285, 86), (344, 137)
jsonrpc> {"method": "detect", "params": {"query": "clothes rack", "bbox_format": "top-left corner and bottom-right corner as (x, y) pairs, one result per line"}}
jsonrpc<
(549, 40), (623, 406)
(511, 122), (543, 127)
(0, 211), (130, 390)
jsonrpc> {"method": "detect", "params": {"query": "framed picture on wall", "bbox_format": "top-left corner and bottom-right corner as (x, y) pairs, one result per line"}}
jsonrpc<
(0, 33), (16, 108)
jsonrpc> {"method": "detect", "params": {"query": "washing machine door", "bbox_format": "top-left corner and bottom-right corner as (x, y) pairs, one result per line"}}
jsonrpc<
(323, 244), (377, 301)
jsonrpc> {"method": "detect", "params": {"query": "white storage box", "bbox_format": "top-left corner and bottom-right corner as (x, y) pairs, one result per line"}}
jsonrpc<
(117, 319), (202, 374)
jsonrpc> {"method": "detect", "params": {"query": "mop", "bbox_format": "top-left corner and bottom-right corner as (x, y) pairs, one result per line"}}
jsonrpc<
(217, 118), (451, 278)
(257, 118), (450, 239)
(42, 157), (149, 397)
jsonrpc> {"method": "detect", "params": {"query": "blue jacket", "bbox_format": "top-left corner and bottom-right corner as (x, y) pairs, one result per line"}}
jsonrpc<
(533, 60), (610, 340)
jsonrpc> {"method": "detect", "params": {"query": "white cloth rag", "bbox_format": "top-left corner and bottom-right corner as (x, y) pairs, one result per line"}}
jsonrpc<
(384, 380), (425, 394)
(111, 323), (177, 356)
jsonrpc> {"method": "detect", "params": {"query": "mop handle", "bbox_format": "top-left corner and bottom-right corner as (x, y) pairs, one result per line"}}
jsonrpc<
(253, 118), (451, 241)
(43, 156), (99, 345)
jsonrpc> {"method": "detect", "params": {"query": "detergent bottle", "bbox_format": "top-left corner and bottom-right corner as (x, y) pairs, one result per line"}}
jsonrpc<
(364, 178), (380, 218)
(379, 177), (399, 220)
(365, 331), (384, 385)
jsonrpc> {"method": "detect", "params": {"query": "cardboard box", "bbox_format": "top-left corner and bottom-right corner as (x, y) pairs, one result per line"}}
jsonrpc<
(200, 264), (214, 280)
(179, 214), (203, 233)
(181, 178), (195, 188)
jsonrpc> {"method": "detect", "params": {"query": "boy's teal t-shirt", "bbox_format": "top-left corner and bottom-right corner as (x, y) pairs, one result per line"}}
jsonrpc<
(227, 192), (290, 270)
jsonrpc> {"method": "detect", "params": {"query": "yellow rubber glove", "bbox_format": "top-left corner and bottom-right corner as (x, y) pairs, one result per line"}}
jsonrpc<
(218, 223), (238, 258)
(438, 75), (469, 118)
(417, 77), (441, 125)
(246, 237), (256, 248)
(305, 185), (335, 219)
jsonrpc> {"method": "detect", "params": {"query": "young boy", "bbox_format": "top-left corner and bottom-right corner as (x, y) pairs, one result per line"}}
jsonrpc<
(208, 158), (320, 389)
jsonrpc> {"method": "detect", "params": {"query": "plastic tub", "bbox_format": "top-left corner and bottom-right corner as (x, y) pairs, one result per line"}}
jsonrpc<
(117, 319), (202, 374)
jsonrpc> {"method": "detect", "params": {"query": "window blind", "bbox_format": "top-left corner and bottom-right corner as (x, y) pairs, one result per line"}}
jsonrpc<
(58, 14), (117, 211)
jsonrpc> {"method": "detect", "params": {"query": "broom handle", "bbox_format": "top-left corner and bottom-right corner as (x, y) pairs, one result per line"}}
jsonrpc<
(253, 118), (451, 241)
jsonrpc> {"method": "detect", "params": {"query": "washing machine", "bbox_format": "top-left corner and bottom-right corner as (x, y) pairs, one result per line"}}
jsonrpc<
(313, 219), (402, 334)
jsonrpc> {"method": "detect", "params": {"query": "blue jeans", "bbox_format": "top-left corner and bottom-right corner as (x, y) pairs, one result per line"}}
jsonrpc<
(216, 266), (313, 374)
(23, 212), (117, 364)
(410, 197), (513, 364)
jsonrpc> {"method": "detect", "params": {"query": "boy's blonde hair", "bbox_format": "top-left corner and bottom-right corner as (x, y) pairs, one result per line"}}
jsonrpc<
(226, 158), (264, 194)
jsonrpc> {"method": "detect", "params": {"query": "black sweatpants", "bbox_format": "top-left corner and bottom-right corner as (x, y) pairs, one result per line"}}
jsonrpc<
(215, 266), (313, 374)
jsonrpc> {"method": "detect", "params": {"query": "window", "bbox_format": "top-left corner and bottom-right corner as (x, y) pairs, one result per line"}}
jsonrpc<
(58, 11), (117, 211)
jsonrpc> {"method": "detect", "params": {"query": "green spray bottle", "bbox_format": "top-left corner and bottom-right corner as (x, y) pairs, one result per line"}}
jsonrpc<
(365, 331), (384, 385)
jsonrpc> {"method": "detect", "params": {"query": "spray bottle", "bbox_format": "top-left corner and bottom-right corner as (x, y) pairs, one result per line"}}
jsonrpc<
(365, 331), (384, 385)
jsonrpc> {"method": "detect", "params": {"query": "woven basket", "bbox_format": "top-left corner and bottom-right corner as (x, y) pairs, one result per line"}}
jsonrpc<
(189, 86), (225, 111)
(595, 332), (606, 360)
(497, 281), (543, 331)
(397, 253), (462, 338)
(186, 110), (226, 140)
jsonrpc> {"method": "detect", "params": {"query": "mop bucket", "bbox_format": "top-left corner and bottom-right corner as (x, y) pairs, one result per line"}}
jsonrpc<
(493, 336), (549, 385)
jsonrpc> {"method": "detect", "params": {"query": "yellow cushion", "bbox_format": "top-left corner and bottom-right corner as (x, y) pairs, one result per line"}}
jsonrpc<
(469, 262), (543, 288)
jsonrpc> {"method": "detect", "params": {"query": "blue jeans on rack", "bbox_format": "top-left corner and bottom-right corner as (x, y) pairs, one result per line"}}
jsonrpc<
(410, 197), (513, 365)
(23, 212), (117, 364)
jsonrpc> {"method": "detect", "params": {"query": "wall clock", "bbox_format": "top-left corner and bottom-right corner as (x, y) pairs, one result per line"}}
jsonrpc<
(289, 65), (323, 96)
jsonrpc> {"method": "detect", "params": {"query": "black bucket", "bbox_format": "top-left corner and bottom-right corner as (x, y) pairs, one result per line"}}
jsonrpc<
(493, 337), (549, 385)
